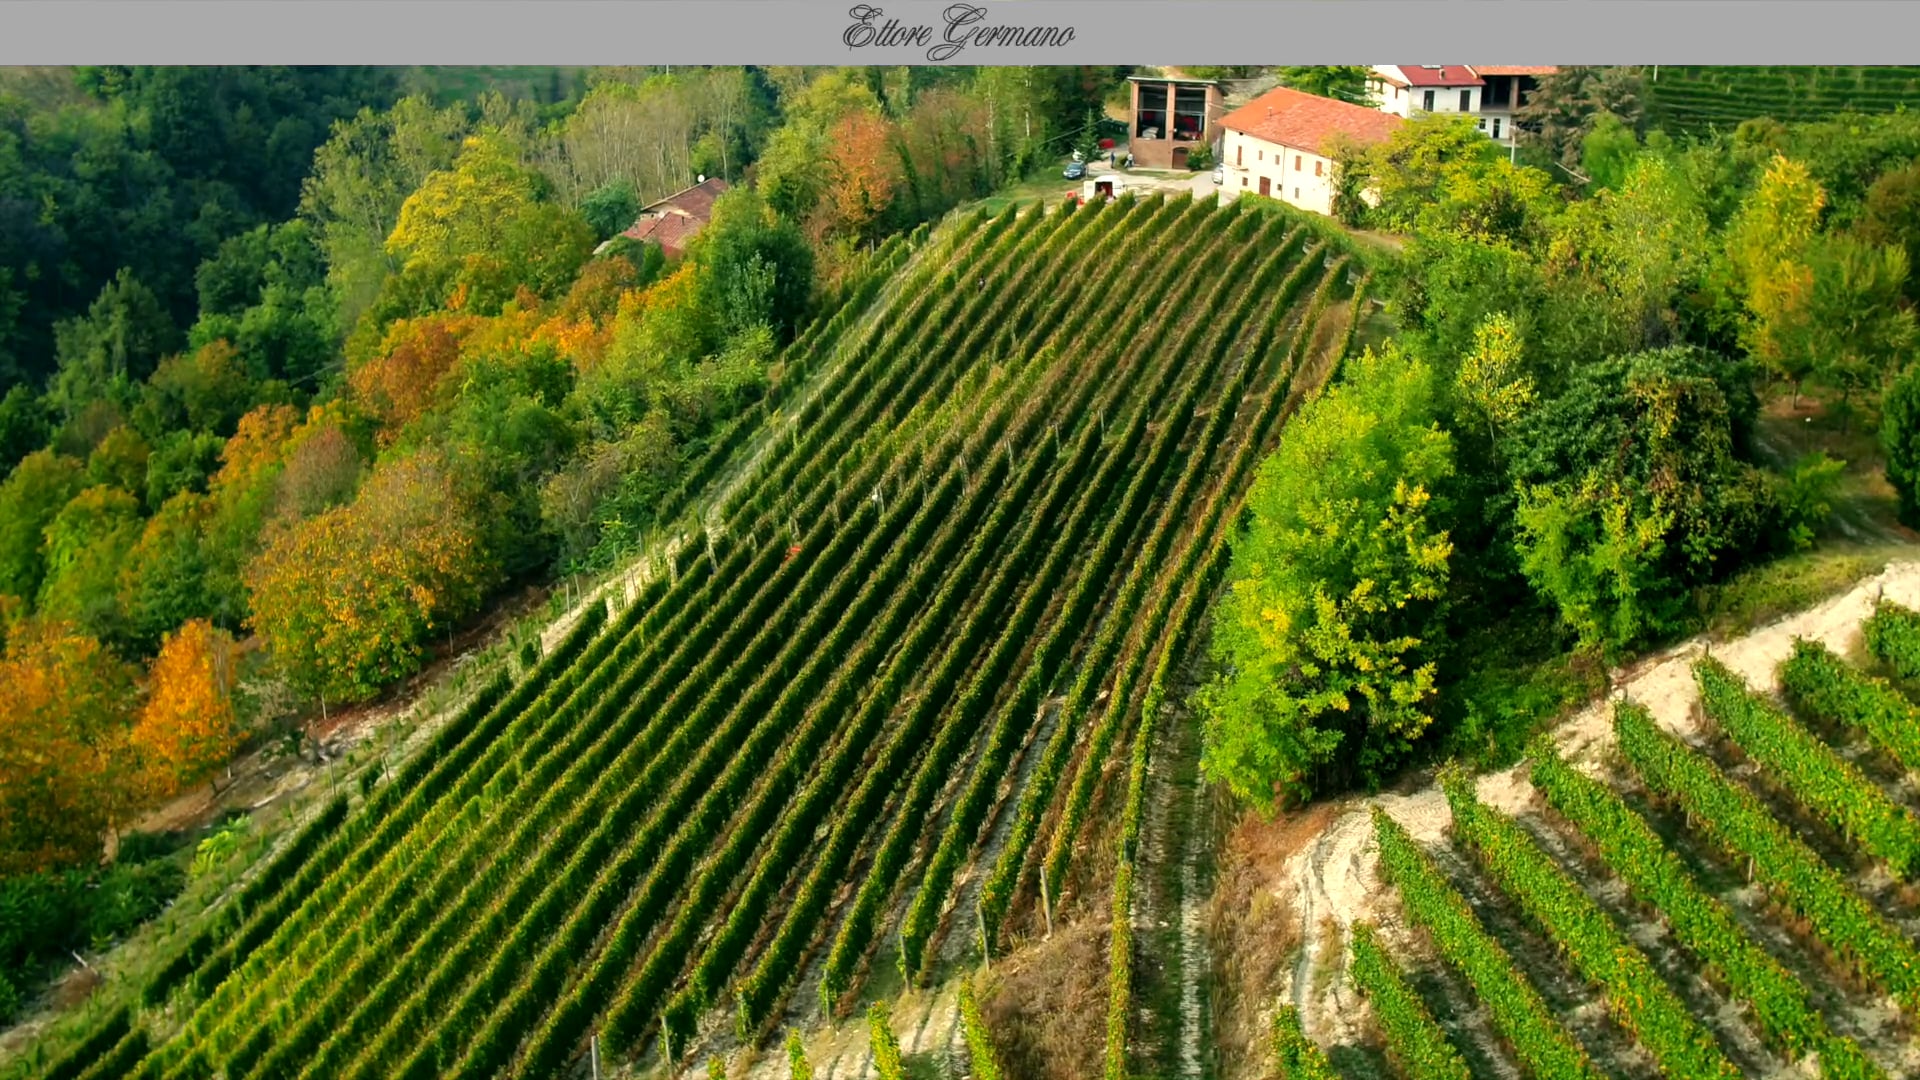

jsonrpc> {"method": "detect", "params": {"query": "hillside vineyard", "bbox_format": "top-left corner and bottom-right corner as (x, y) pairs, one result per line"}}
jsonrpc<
(1348, 606), (1920, 1080)
(49, 193), (1366, 1080)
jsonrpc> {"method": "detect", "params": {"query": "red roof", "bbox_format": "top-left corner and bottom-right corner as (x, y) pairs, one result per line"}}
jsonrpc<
(616, 176), (732, 257)
(620, 212), (707, 257)
(639, 175), (731, 220)
(1218, 87), (1403, 155)
(1388, 65), (1484, 87)
(1471, 65), (1558, 77)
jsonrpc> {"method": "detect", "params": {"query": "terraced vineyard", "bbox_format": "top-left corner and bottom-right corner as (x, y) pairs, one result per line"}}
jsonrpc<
(1278, 592), (1920, 1080)
(1642, 65), (1920, 135)
(32, 191), (1369, 1080)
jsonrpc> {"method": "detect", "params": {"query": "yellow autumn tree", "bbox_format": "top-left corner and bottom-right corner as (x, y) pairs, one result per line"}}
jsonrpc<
(1728, 154), (1826, 404)
(245, 451), (498, 705)
(0, 618), (140, 872)
(132, 620), (243, 798)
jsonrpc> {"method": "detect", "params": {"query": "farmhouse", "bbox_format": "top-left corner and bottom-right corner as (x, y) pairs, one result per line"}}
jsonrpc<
(1126, 75), (1225, 170)
(1217, 86), (1402, 217)
(1369, 64), (1557, 147)
(606, 174), (731, 258)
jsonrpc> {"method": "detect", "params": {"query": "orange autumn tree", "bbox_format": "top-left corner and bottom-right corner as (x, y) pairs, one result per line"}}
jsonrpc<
(349, 313), (482, 443)
(0, 618), (140, 872)
(245, 451), (498, 705)
(132, 619), (243, 798)
(821, 110), (903, 244)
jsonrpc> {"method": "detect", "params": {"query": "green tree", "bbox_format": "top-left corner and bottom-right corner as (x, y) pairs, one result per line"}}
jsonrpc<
(1514, 474), (1674, 654)
(46, 271), (181, 424)
(1884, 363), (1920, 528)
(1807, 233), (1916, 424)
(1277, 66), (1377, 107)
(119, 492), (217, 654)
(1516, 66), (1647, 170)
(0, 387), (50, 474)
(692, 188), (816, 341)
(1578, 112), (1640, 191)
(579, 178), (642, 241)
(37, 485), (143, 644)
(1507, 347), (1780, 649)
(0, 450), (85, 603)
(1200, 344), (1454, 806)
(1860, 159), (1920, 305)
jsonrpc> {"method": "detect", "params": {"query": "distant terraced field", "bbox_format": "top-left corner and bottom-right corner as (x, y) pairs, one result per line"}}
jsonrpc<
(1645, 65), (1920, 135)
(33, 190), (1374, 1080)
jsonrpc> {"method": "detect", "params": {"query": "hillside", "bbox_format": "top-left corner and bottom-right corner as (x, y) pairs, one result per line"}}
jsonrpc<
(25, 191), (1375, 1080)
(1645, 65), (1920, 135)
(1263, 563), (1920, 1080)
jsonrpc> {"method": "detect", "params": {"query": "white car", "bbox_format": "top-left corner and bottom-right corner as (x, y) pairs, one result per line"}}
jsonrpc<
(1212, 163), (1224, 185)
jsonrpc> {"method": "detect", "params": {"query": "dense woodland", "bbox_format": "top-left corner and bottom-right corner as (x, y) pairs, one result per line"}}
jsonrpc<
(5, 63), (1920, 1050)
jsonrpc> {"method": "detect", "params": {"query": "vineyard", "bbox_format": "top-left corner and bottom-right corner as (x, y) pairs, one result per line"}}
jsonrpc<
(1641, 65), (1920, 135)
(26, 190), (1371, 1080)
(1270, 569), (1920, 1080)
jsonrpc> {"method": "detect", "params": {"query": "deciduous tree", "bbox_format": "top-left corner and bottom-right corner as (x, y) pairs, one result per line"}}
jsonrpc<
(0, 618), (139, 873)
(132, 619), (242, 797)
(1200, 344), (1454, 806)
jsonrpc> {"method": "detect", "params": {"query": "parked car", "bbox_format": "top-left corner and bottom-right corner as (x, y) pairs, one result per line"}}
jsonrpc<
(1064, 160), (1087, 180)
(1212, 163), (1224, 185)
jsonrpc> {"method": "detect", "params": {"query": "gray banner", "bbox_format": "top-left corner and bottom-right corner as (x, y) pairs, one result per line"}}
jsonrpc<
(3, 1), (1919, 64)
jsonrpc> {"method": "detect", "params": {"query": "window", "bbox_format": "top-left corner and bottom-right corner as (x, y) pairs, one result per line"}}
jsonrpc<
(1293, 187), (1299, 199)
(1477, 118), (1485, 130)
(1294, 154), (1302, 171)
(1460, 90), (1471, 112)
(1315, 159), (1323, 177)
(1492, 118), (1502, 139)
(1258, 149), (1264, 161)
(1422, 90), (1434, 111)
(1241, 177), (1247, 187)
(1236, 144), (1242, 166)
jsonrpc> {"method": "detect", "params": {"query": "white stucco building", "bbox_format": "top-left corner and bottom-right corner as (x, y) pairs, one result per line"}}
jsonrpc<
(1217, 86), (1404, 217)
(1366, 65), (1557, 148)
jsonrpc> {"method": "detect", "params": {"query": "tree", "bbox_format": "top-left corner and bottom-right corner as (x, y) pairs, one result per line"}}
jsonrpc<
(349, 313), (481, 441)
(692, 189), (816, 341)
(46, 270), (181, 424)
(818, 110), (903, 244)
(131, 619), (242, 798)
(580, 179), (642, 241)
(0, 617), (140, 873)
(753, 120), (833, 221)
(1514, 474), (1674, 655)
(1806, 233), (1916, 423)
(1453, 312), (1536, 457)
(1516, 66), (1647, 170)
(1199, 344), (1454, 806)
(299, 95), (470, 327)
(1883, 363), (1920, 528)
(1860, 159), (1920, 305)
(37, 485), (143, 644)
(1506, 347), (1779, 648)
(0, 450), (85, 603)
(1277, 66), (1377, 107)
(1726, 155), (1826, 405)
(244, 451), (497, 704)
(1578, 112), (1639, 192)
(119, 492), (217, 654)
(0, 386), (50, 474)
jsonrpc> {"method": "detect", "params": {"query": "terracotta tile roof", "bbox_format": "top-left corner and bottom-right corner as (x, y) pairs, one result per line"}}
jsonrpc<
(1471, 65), (1558, 77)
(640, 175), (731, 220)
(1388, 65), (1484, 87)
(620, 212), (706, 257)
(1218, 87), (1403, 155)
